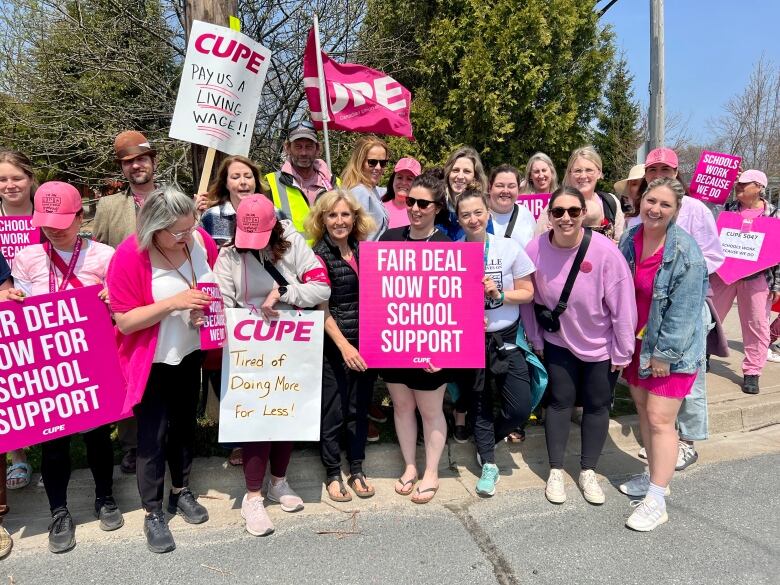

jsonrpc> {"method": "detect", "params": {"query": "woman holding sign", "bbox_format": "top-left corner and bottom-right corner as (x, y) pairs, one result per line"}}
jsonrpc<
(521, 186), (636, 507)
(213, 195), (330, 536)
(305, 190), (378, 501)
(11, 181), (123, 554)
(107, 186), (219, 554)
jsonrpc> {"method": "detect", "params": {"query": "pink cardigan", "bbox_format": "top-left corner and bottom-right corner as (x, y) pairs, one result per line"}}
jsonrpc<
(107, 229), (218, 415)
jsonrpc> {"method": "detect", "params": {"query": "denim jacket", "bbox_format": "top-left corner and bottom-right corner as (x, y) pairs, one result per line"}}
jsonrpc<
(619, 223), (709, 376)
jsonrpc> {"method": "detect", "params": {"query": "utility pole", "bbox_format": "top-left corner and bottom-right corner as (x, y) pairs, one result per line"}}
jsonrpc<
(184, 0), (238, 191)
(648, 0), (665, 149)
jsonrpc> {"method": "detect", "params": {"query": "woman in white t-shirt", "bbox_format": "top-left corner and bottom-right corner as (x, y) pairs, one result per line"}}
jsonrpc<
(457, 185), (535, 497)
(487, 164), (536, 248)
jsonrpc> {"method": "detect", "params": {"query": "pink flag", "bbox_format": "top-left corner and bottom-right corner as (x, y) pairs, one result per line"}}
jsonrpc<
(303, 28), (413, 138)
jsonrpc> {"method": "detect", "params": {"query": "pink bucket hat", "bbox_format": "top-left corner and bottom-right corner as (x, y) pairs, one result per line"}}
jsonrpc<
(32, 181), (82, 229)
(736, 169), (767, 187)
(645, 147), (678, 169)
(235, 195), (277, 250)
(394, 157), (422, 177)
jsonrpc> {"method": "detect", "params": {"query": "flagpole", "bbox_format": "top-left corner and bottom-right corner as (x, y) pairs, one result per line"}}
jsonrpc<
(312, 14), (332, 171)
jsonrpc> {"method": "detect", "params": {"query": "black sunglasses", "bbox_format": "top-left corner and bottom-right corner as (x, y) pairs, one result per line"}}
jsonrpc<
(367, 159), (390, 168)
(550, 206), (584, 219)
(405, 196), (434, 210)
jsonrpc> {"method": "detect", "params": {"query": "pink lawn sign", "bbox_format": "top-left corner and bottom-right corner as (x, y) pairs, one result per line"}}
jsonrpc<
(197, 282), (226, 350)
(359, 242), (485, 369)
(716, 211), (780, 284)
(689, 151), (742, 205)
(516, 193), (551, 221)
(0, 285), (126, 452)
(0, 216), (40, 265)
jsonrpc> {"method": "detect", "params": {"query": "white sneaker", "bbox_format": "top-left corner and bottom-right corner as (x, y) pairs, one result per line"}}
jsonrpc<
(676, 441), (698, 471)
(545, 469), (566, 504)
(241, 494), (274, 536)
(578, 469), (605, 505)
(625, 496), (668, 531)
(767, 348), (780, 363)
(618, 471), (671, 498)
(266, 478), (304, 512)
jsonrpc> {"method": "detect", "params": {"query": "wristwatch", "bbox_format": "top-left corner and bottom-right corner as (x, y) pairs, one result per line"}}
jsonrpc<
(277, 285), (288, 296)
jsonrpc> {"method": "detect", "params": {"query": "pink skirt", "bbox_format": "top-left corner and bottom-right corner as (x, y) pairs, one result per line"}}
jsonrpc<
(623, 340), (697, 398)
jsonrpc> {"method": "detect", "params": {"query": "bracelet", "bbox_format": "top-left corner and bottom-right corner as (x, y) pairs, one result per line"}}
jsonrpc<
(499, 291), (505, 303)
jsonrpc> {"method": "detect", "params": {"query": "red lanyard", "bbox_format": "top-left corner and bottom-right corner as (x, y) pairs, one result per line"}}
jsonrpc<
(47, 238), (84, 293)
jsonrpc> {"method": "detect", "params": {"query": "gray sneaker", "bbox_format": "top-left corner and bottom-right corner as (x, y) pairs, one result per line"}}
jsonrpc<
(266, 478), (304, 512)
(618, 471), (671, 498)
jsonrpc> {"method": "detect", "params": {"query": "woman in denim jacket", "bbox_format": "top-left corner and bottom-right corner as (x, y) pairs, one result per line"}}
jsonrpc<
(617, 178), (708, 532)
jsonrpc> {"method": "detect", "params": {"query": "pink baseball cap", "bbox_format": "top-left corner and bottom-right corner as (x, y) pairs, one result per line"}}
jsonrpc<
(394, 157), (422, 177)
(645, 147), (678, 169)
(235, 195), (277, 250)
(737, 169), (767, 187)
(32, 181), (82, 229)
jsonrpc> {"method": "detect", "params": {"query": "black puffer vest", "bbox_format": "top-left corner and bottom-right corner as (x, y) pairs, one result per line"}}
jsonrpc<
(312, 234), (360, 345)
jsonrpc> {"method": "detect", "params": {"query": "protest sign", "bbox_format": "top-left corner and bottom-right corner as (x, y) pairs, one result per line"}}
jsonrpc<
(219, 309), (323, 442)
(0, 217), (39, 265)
(689, 151), (742, 205)
(716, 211), (780, 284)
(0, 285), (126, 452)
(516, 194), (551, 221)
(359, 242), (485, 369)
(169, 20), (272, 156)
(197, 282), (225, 350)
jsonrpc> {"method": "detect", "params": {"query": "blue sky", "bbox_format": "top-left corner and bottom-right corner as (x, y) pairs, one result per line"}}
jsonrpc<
(600, 0), (780, 143)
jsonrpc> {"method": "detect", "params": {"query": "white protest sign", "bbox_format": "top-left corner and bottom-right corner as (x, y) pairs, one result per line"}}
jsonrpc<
(719, 228), (765, 262)
(219, 309), (323, 442)
(169, 20), (272, 156)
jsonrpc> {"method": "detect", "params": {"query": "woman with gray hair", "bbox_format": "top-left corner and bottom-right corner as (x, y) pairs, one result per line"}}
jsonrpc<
(107, 185), (220, 554)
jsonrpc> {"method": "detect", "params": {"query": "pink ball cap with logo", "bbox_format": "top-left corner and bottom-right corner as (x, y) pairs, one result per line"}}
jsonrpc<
(32, 181), (83, 230)
(235, 194), (277, 250)
(644, 147), (678, 169)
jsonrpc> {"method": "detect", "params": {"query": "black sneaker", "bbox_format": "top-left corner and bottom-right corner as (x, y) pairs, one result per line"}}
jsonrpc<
(144, 512), (175, 554)
(742, 374), (760, 394)
(453, 425), (469, 444)
(120, 449), (137, 474)
(167, 488), (209, 524)
(48, 508), (76, 553)
(95, 496), (125, 531)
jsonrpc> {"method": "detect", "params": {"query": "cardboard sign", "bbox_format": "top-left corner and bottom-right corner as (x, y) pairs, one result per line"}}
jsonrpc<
(169, 20), (272, 156)
(516, 193), (551, 221)
(0, 285), (126, 451)
(197, 282), (225, 350)
(0, 217), (39, 265)
(689, 151), (742, 205)
(359, 242), (485, 369)
(716, 211), (780, 284)
(219, 309), (323, 442)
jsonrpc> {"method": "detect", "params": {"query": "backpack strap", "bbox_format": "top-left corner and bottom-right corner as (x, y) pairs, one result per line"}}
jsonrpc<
(504, 204), (520, 238)
(597, 191), (617, 223)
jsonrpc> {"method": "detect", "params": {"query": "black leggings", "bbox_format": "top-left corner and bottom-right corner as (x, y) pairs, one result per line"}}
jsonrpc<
(543, 342), (618, 470)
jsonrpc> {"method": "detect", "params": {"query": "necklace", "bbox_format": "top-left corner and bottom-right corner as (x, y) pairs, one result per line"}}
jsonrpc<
(404, 226), (437, 241)
(153, 241), (197, 289)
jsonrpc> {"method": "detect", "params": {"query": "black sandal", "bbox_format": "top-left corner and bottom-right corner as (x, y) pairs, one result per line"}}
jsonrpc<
(325, 476), (352, 502)
(347, 472), (375, 498)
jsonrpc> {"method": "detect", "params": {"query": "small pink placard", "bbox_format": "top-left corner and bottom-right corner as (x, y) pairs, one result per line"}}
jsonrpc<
(715, 211), (780, 284)
(359, 242), (486, 369)
(689, 151), (742, 205)
(0, 216), (40, 265)
(197, 282), (226, 350)
(516, 193), (551, 221)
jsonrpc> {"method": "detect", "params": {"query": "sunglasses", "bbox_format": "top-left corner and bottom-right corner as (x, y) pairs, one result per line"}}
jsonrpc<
(367, 159), (390, 168)
(405, 196), (435, 210)
(549, 206), (584, 219)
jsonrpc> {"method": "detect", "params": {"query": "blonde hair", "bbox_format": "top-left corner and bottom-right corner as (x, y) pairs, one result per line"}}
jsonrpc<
(341, 136), (389, 190)
(564, 146), (603, 188)
(520, 152), (559, 194)
(305, 189), (376, 243)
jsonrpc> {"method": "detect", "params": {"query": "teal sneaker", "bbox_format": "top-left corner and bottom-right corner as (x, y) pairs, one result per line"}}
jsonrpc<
(475, 463), (499, 496)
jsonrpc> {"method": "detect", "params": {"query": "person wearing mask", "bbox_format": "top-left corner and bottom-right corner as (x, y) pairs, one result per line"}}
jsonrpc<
(214, 195), (330, 536)
(457, 186), (535, 496)
(617, 178), (708, 531)
(12, 182), (124, 553)
(441, 146), (488, 241)
(521, 186), (636, 506)
(519, 152), (558, 195)
(710, 170), (779, 394)
(381, 157), (422, 229)
(305, 190), (378, 500)
(487, 164), (536, 248)
(341, 136), (390, 240)
(107, 187), (219, 553)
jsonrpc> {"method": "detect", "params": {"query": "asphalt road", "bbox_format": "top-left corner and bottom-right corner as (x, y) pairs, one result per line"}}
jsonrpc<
(3, 453), (778, 585)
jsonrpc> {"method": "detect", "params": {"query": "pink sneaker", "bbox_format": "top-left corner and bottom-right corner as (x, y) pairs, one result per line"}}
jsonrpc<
(241, 494), (274, 536)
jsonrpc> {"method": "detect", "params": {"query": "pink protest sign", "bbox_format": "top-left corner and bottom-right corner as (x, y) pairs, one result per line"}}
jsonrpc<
(715, 211), (780, 284)
(690, 151), (742, 205)
(516, 193), (551, 221)
(0, 285), (126, 452)
(197, 282), (226, 350)
(359, 242), (485, 369)
(0, 216), (40, 265)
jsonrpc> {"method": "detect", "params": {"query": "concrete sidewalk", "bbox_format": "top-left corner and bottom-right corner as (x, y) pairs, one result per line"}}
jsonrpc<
(2, 306), (779, 556)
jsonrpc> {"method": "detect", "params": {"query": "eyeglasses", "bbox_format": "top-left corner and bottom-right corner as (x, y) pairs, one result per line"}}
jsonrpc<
(165, 225), (198, 240)
(405, 196), (435, 210)
(367, 159), (390, 168)
(549, 206), (583, 219)
(571, 168), (598, 177)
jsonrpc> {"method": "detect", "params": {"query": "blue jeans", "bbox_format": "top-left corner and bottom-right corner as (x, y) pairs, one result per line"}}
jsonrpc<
(677, 304), (711, 441)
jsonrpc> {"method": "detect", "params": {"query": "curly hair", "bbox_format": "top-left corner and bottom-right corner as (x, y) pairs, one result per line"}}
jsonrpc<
(341, 136), (390, 190)
(305, 189), (376, 243)
(206, 155), (262, 208)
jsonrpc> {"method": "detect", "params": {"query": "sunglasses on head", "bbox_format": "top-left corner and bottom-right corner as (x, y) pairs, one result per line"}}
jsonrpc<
(288, 119), (315, 131)
(405, 196), (434, 210)
(367, 159), (390, 168)
(549, 206), (583, 219)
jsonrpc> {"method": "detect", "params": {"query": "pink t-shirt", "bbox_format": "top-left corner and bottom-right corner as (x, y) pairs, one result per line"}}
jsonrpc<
(632, 227), (663, 335)
(740, 205), (764, 220)
(383, 199), (411, 229)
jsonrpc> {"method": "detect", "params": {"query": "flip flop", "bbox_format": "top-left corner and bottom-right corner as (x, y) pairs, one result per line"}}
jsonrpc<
(6, 462), (31, 490)
(394, 476), (417, 496)
(325, 477), (352, 502)
(347, 473), (375, 498)
(411, 485), (438, 504)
